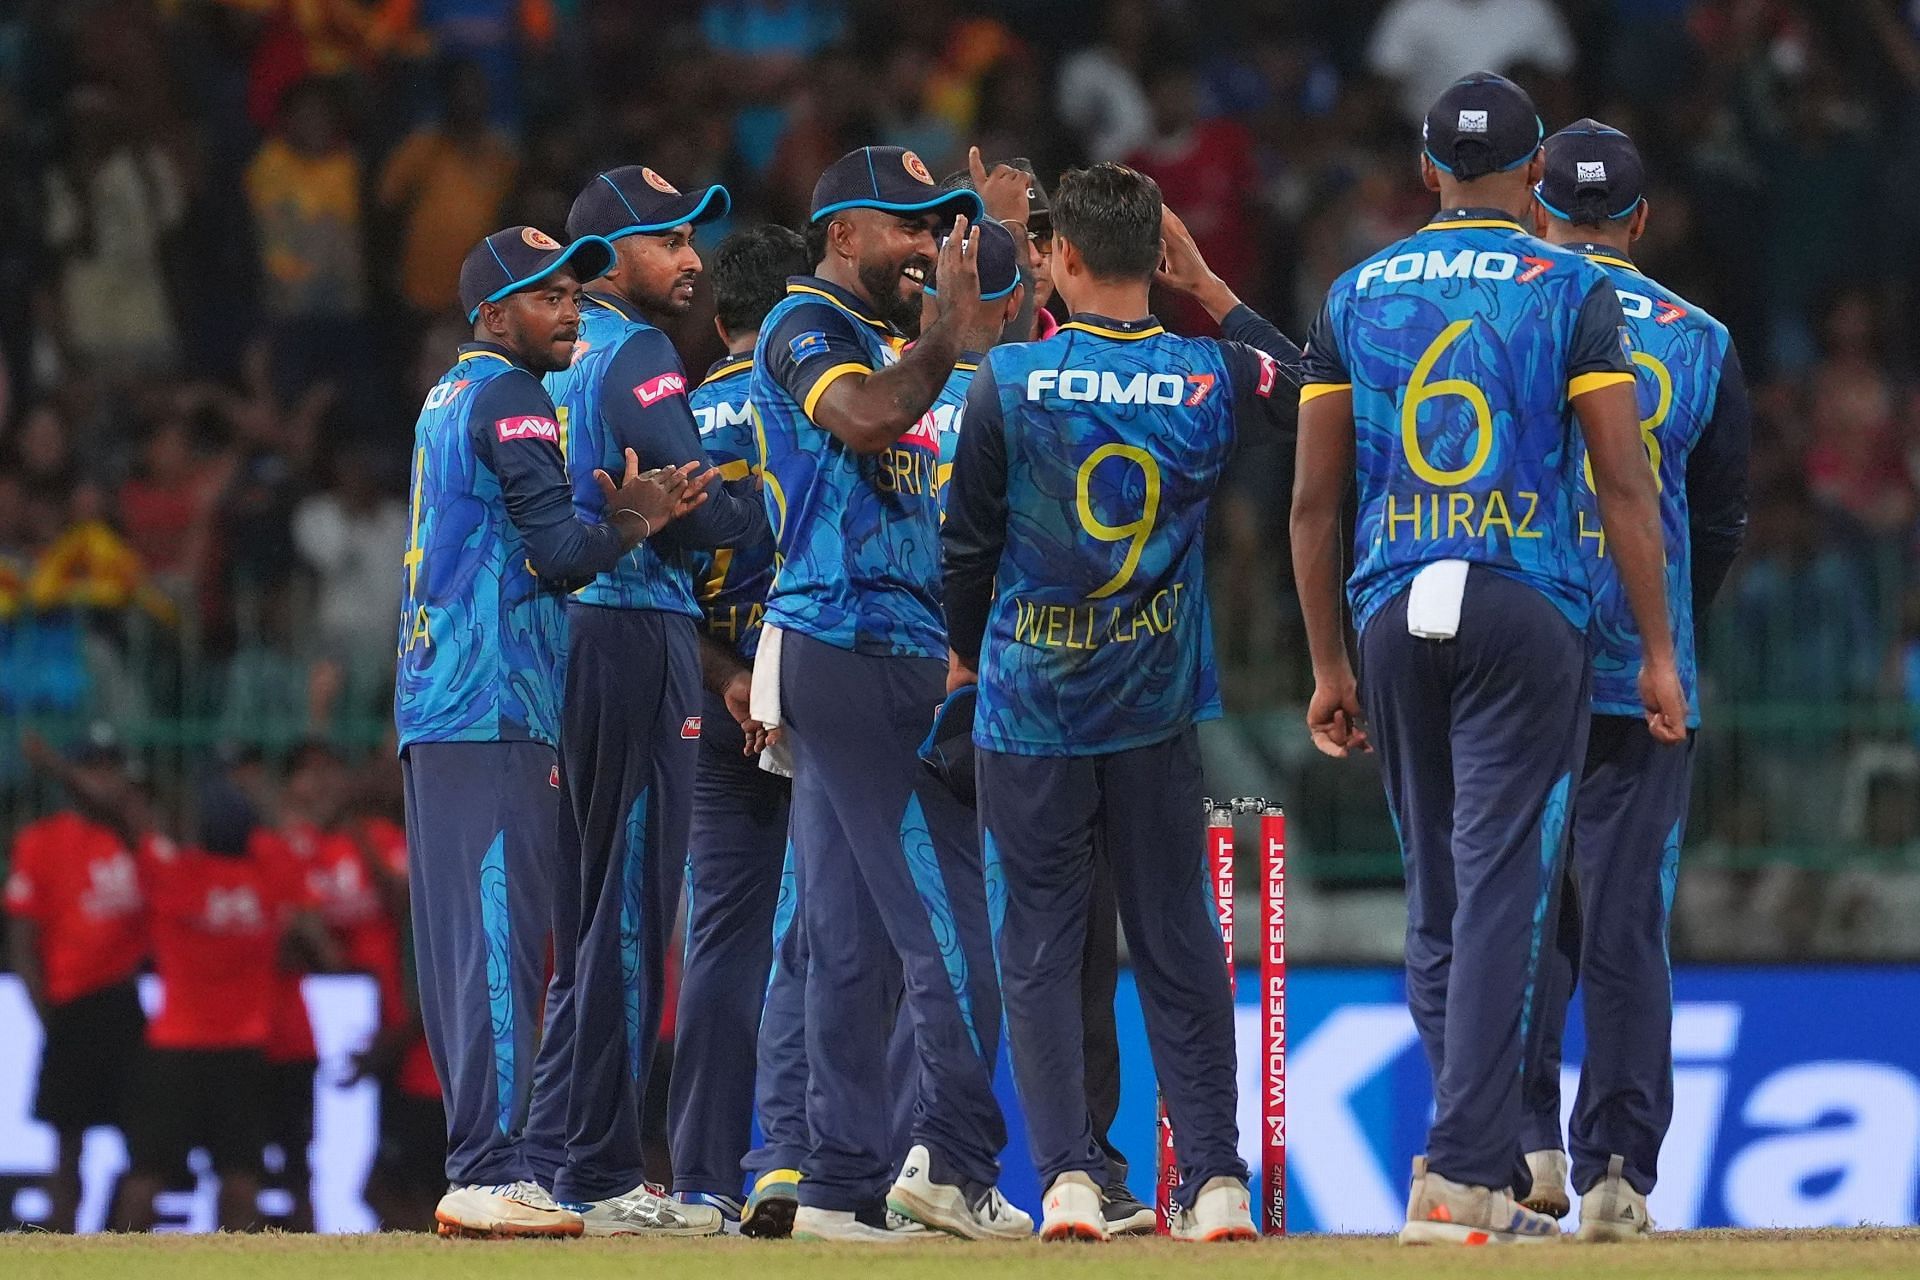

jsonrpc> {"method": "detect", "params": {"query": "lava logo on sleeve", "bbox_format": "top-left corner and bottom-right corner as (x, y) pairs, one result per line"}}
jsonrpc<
(495, 416), (560, 443)
(633, 372), (688, 406)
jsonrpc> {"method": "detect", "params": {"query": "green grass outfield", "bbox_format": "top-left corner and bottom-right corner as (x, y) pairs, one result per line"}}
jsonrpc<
(3, 1229), (1916, 1280)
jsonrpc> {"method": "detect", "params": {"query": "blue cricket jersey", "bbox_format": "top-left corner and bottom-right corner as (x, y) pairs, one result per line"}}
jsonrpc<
(942, 311), (1300, 756)
(689, 353), (773, 658)
(395, 343), (629, 750)
(546, 290), (766, 617)
(752, 275), (943, 658)
(1563, 245), (1750, 726)
(933, 358), (980, 515)
(1299, 208), (1636, 634)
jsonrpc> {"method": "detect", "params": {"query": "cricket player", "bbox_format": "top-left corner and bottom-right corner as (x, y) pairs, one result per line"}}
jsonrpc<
(1288, 73), (1688, 1246)
(527, 166), (764, 1236)
(752, 145), (1022, 1243)
(395, 225), (707, 1239)
(1516, 120), (1749, 1239)
(666, 223), (808, 1227)
(942, 163), (1303, 1243)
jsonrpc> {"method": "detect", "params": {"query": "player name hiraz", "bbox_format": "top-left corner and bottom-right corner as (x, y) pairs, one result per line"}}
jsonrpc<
(1011, 582), (1190, 650)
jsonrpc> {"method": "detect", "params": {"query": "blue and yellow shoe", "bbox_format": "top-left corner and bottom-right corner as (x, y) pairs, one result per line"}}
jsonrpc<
(741, 1169), (801, 1239)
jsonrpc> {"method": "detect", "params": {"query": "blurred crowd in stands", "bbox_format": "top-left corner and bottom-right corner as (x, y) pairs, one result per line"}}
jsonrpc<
(1, 0), (1919, 917)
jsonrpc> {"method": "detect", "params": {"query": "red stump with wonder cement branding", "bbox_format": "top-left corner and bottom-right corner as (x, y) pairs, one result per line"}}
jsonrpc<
(1156, 798), (1285, 1235)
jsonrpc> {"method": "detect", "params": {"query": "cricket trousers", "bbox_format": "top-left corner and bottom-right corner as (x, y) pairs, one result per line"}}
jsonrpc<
(668, 696), (793, 1197)
(781, 630), (1005, 1212)
(548, 603), (700, 1203)
(747, 839), (915, 1183)
(1521, 715), (1695, 1197)
(402, 740), (560, 1187)
(1359, 566), (1590, 1193)
(979, 727), (1247, 1207)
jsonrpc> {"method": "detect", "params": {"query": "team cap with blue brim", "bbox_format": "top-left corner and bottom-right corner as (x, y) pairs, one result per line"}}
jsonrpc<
(459, 226), (617, 322)
(810, 145), (984, 224)
(567, 165), (732, 242)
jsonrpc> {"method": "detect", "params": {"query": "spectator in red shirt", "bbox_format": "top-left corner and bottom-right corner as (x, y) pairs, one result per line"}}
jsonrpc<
(244, 741), (347, 1233)
(335, 753), (444, 1230)
(1125, 63), (1263, 337)
(21, 736), (314, 1233)
(4, 728), (147, 1233)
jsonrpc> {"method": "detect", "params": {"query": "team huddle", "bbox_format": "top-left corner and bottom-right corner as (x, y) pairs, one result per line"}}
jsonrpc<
(394, 68), (1746, 1247)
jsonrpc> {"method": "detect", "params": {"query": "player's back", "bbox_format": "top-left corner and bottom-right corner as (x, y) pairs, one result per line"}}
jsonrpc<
(690, 354), (772, 657)
(1569, 253), (1731, 724)
(1315, 212), (1629, 633)
(395, 351), (568, 749)
(974, 320), (1239, 755)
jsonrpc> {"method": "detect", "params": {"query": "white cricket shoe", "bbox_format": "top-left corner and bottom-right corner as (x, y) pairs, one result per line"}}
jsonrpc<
(1521, 1148), (1571, 1218)
(887, 1144), (1034, 1240)
(1575, 1154), (1654, 1242)
(1039, 1171), (1108, 1242)
(435, 1181), (584, 1238)
(1397, 1156), (1561, 1245)
(792, 1206), (914, 1243)
(569, 1183), (723, 1236)
(1171, 1176), (1258, 1242)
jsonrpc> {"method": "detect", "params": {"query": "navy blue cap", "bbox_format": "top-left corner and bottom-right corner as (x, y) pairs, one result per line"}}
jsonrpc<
(811, 145), (984, 224)
(566, 166), (732, 243)
(1422, 72), (1544, 179)
(924, 217), (1022, 302)
(1537, 118), (1646, 224)
(459, 226), (617, 322)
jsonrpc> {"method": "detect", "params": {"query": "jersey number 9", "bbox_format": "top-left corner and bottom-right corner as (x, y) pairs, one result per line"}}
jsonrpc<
(1077, 444), (1162, 599)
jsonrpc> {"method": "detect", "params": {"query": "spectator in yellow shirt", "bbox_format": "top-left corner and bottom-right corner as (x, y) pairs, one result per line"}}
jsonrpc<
(376, 60), (516, 320)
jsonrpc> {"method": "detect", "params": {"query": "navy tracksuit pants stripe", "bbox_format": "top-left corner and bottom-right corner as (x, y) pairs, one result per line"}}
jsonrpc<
(1360, 567), (1589, 1192)
(402, 740), (559, 1188)
(980, 727), (1246, 1207)
(547, 604), (699, 1203)
(1521, 716), (1695, 1197)
(669, 696), (792, 1196)
(781, 631), (1004, 1211)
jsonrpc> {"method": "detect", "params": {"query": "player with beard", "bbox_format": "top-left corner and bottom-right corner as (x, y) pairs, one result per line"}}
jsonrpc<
(524, 168), (767, 1236)
(749, 146), (1022, 1243)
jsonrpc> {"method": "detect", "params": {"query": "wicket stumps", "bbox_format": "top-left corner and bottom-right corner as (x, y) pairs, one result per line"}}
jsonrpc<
(1155, 797), (1287, 1236)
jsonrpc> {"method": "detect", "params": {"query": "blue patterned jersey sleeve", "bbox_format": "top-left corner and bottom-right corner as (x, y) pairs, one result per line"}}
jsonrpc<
(762, 300), (874, 421)
(940, 359), (1009, 667)
(602, 329), (767, 550)
(468, 371), (625, 583)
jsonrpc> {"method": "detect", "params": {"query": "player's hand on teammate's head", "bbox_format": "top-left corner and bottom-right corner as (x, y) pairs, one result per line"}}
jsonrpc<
(933, 214), (984, 316)
(970, 146), (1031, 229)
(1155, 206), (1214, 297)
(1639, 659), (1689, 745)
(1306, 671), (1370, 758)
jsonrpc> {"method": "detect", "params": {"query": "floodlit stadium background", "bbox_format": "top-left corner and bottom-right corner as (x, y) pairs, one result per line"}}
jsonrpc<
(3, 0), (1918, 1233)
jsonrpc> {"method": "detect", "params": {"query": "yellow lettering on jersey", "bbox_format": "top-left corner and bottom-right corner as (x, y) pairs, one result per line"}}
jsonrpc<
(1007, 582), (1189, 650)
(1446, 491), (1474, 539)
(1578, 510), (1608, 559)
(409, 606), (432, 650)
(1513, 490), (1542, 539)
(1386, 494), (1421, 540)
(1478, 489), (1515, 539)
(875, 447), (933, 497)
